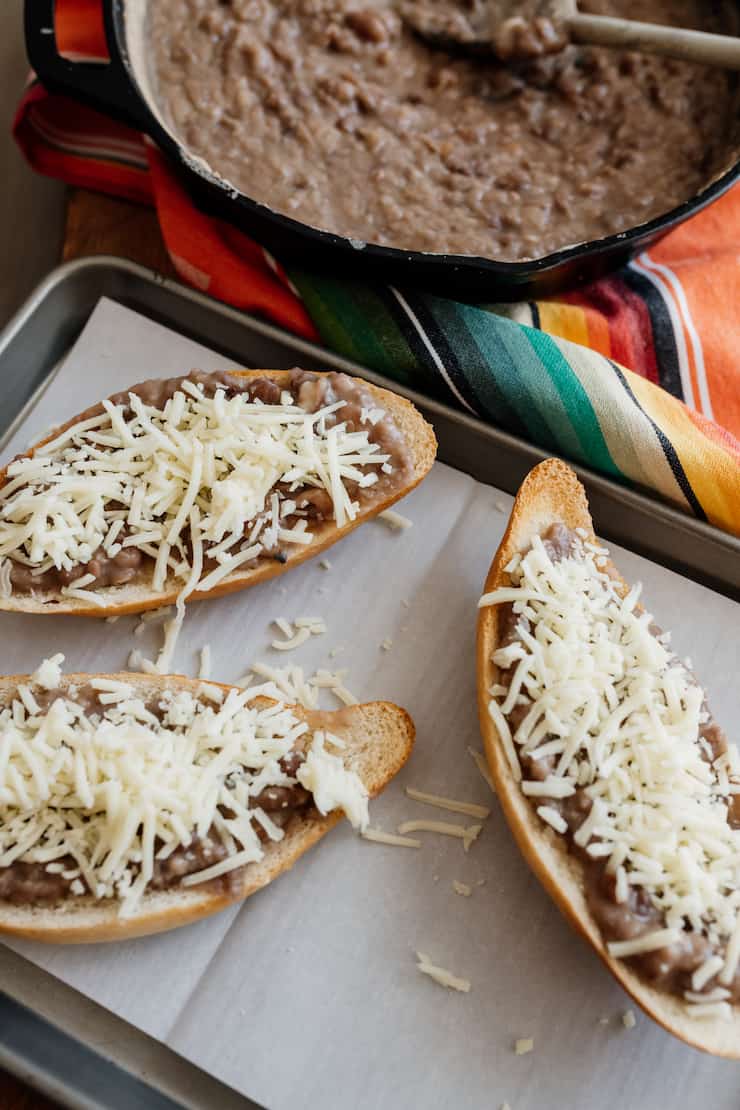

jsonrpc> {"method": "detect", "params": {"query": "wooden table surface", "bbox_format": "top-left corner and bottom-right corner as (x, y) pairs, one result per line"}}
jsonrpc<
(1, 186), (176, 1110)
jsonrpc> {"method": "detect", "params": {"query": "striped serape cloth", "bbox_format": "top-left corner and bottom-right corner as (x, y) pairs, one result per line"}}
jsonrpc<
(13, 0), (740, 535)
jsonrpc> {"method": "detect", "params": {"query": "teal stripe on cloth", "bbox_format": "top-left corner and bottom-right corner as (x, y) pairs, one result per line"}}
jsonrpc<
(525, 329), (621, 477)
(450, 300), (574, 453)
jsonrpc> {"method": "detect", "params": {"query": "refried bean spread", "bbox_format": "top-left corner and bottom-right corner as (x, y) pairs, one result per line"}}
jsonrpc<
(150, 0), (739, 259)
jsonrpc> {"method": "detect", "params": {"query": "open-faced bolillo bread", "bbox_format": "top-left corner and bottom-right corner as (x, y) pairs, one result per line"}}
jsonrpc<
(477, 457), (740, 1058)
(0, 671), (415, 944)
(0, 369), (436, 617)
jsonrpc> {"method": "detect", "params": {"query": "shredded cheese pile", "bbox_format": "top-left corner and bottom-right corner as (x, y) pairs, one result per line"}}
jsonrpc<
(0, 661), (369, 917)
(0, 377), (392, 670)
(479, 531), (740, 1020)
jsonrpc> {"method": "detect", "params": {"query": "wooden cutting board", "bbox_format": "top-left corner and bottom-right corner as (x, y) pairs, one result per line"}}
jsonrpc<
(63, 187), (176, 275)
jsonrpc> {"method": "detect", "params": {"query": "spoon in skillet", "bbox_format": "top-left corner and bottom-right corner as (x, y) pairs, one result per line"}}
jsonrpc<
(400, 0), (740, 68)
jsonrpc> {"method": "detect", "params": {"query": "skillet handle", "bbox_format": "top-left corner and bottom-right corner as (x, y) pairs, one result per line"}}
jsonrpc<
(24, 0), (148, 130)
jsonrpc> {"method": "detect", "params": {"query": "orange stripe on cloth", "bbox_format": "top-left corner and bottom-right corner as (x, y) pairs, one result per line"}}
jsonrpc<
(146, 147), (320, 342)
(642, 216), (740, 437)
(629, 374), (740, 535)
(537, 302), (590, 349)
(56, 0), (108, 61)
(554, 292), (612, 359)
(650, 184), (740, 266)
(535, 299), (612, 359)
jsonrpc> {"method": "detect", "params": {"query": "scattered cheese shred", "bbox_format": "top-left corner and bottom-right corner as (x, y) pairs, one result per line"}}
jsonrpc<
(198, 644), (212, 681)
(416, 952), (471, 993)
(362, 828), (421, 849)
(452, 880), (472, 897)
(397, 819), (482, 852)
(271, 616), (326, 652)
(271, 627), (311, 652)
(621, 1010), (636, 1030)
(514, 1038), (534, 1056)
(378, 509), (413, 531)
(405, 786), (490, 820)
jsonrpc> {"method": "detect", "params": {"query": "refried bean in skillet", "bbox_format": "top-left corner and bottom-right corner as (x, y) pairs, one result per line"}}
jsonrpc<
(149, 0), (740, 260)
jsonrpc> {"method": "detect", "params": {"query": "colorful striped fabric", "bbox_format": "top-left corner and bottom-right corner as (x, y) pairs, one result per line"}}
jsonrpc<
(11, 0), (740, 536)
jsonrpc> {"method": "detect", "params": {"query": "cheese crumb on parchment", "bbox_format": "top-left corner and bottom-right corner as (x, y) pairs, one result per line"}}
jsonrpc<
(378, 509), (413, 531)
(416, 952), (471, 993)
(271, 616), (326, 652)
(405, 786), (490, 820)
(362, 828), (421, 849)
(514, 1038), (534, 1056)
(397, 819), (482, 852)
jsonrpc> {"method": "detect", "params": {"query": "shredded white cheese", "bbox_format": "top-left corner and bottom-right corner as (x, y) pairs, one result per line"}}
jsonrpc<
(198, 644), (212, 681)
(397, 819), (482, 852)
(0, 559), (11, 599)
(480, 530), (740, 1016)
(0, 375), (393, 669)
(405, 787), (490, 820)
(0, 660), (370, 916)
(239, 662), (361, 715)
(416, 952), (471, 993)
(31, 653), (64, 690)
(378, 509), (413, 531)
(514, 1038), (534, 1056)
(362, 828), (421, 849)
(621, 1010), (636, 1030)
(297, 731), (369, 831)
(452, 880), (472, 897)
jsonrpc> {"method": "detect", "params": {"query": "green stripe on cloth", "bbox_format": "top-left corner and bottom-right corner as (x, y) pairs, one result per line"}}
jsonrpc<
(457, 307), (575, 454)
(290, 273), (417, 386)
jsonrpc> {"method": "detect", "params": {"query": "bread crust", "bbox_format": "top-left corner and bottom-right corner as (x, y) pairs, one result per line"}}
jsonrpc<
(476, 458), (740, 1057)
(0, 370), (437, 616)
(0, 672), (415, 943)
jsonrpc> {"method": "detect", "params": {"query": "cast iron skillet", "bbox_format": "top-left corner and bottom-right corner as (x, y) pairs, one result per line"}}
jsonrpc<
(25, 0), (740, 301)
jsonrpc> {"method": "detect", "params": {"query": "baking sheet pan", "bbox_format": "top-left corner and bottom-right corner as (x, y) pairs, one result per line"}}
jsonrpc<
(0, 295), (738, 1110)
